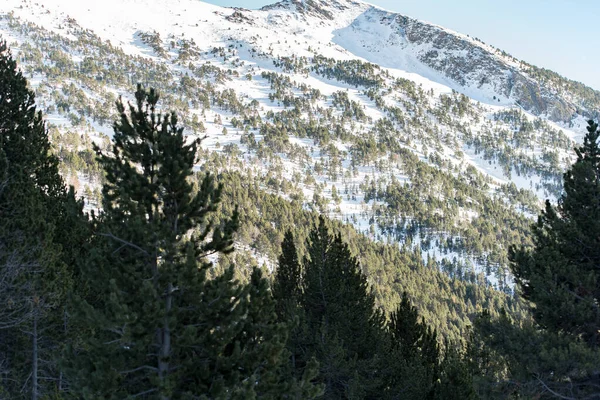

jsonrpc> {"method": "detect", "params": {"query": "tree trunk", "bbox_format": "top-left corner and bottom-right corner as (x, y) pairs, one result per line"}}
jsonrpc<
(158, 282), (173, 400)
(59, 309), (67, 392)
(32, 307), (38, 400)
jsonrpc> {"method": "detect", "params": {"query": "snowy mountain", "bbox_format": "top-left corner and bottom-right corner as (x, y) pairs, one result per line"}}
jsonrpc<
(1, 0), (596, 289)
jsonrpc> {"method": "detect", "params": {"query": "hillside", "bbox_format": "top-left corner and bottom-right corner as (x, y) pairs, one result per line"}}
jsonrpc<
(0, 0), (595, 326)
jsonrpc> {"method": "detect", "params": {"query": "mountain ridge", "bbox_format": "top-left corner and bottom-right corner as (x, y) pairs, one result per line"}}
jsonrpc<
(5, 0), (597, 124)
(255, 0), (598, 122)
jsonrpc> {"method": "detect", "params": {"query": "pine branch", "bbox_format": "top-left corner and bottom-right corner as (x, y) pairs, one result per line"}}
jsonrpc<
(119, 365), (158, 375)
(98, 232), (150, 257)
(130, 388), (158, 398)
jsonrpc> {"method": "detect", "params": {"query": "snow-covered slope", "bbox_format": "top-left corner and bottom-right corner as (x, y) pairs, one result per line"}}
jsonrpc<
(1, 0), (594, 289)
(332, 6), (588, 122)
(4, 0), (595, 121)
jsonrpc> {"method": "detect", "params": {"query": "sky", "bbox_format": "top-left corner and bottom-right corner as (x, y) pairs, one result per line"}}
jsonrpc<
(203, 0), (600, 90)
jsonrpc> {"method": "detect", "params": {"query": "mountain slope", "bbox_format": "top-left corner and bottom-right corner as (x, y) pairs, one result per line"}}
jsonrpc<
(332, 6), (593, 122)
(0, 0), (594, 293)
(5, 0), (596, 123)
(264, 0), (599, 122)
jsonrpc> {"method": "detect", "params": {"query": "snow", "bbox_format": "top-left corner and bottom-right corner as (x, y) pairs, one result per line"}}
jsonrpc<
(0, 0), (591, 287)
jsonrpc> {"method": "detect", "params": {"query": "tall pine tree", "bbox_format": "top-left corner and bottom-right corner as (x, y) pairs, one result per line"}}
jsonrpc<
(386, 293), (476, 400)
(273, 230), (302, 320)
(476, 120), (600, 398)
(68, 85), (315, 399)
(0, 40), (86, 399)
(272, 230), (322, 398)
(274, 220), (476, 399)
(512, 119), (600, 346)
(385, 292), (439, 399)
(299, 216), (386, 399)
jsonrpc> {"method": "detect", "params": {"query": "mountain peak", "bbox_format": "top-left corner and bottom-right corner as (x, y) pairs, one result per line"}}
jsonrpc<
(261, 0), (365, 20)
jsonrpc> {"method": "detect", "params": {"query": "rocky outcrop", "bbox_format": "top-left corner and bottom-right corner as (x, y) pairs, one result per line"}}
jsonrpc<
(261, 0), (364, 21)
(255, 0), (596, 123)
(340, 7), (595, 123)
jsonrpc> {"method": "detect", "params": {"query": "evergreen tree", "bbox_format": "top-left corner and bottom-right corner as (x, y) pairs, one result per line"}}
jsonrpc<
(234, 268), (321, 400)
(384, 293), (438, 400)
(282, 218), (475, 400)
(475, 120), (600, 398)
(272, 230), (303, 370)
(68, 85), (315, 399)
(272, 230), (323, 398)
(273, 230), (302, 319)
(435, 344), (476, 400)
(0, 40), (85, 399)
(389, 293), (439, 369)
(512, 119), (600, 346)
(300, 216), (385, 399)
(386, 293), (476, 400)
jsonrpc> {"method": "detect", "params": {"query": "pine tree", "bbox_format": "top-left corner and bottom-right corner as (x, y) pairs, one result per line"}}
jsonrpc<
(434, 344), (476, 400)
(68, 85), (315, 399)
(272, 230), (323, 399)
(0, 40), (84, 399)
(384, 292), (438, 399)
(300, 216), (385, 399)
(273, 221), (476, 399)
(385, 293), (476, 400)
(273, 230), (302, 319)
(511, 119), (600, 346)
(234, 268), (321, 400)
(475, 120), (600, 398)
(389, 293), (438, 365)
(272, 229), (303, 370)
(0, 41), (64, 199)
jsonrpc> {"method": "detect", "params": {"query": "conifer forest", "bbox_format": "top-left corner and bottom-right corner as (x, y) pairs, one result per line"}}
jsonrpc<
(1, 0), (600, 398)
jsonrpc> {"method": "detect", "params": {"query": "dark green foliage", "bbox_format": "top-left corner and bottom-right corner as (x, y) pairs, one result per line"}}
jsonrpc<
(474, 308), (600, 398)
(272, 230), (302, 322)
(0, 41), (62, 199)
(389, 293), (439, 366)
(299, 216), (385, 398)
(238, 268), (322, 400)
(311, 55), (384, 88)
(385, 293), (439, 399)
(475, 120), (600, 398)
(512, 120), (600, 345)
(67, 85), (311, 399)
(274, 220), (476, 399)
(384, 293), (476, 400)
(272, 217), (388, 399)
(0, 39), (86, 399)
(435, 345), (477, 400)
(272, 230), (324, 399)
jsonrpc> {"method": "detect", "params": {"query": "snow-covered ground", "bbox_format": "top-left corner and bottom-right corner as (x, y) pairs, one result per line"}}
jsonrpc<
(0, 0), (590, 287)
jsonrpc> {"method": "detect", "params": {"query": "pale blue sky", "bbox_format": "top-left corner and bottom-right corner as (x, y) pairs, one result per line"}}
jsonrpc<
(204, 0), (600, 90)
